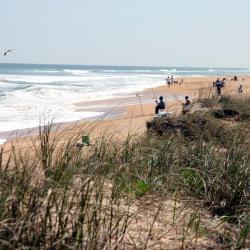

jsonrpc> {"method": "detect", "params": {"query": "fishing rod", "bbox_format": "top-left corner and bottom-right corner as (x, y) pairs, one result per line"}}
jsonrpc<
(150, 68), (168, 101)
(151, 86), (157, 101)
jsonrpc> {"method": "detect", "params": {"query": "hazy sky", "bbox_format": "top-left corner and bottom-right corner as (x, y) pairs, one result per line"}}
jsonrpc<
(0, 0), (249, 67)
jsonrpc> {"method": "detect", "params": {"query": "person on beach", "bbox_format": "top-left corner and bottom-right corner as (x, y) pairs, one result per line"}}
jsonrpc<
(238, 84), (243, 93)
(212, 78), (220, 87)
(171, 75), (174, 84)
(215, 79), (223, 96)
(221, 78), (226, 87)
(155, 96), (166, 114)
(165, 77), (171, 87)
(182, 96), (191, 114)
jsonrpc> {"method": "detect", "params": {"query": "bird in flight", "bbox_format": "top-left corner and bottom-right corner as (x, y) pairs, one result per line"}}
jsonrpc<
(4, 49), (15, 56)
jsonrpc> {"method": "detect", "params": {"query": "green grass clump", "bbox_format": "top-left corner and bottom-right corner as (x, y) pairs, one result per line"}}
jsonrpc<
(217, 95), (250, 121)
(0, 125), (133, 249)
(143, 94), (250, 246)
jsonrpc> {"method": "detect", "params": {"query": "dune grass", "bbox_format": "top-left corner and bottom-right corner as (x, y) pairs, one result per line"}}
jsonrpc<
(0, 94), (249, 248)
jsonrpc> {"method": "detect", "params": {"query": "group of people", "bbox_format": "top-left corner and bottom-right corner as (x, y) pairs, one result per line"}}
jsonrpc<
(155, 96), (191, 115)
(213, 77), (244, 95)
(154, 75), (246, 116)
(165, 76), (183, 87)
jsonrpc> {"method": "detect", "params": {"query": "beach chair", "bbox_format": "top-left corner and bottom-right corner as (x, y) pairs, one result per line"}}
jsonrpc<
(182, 105), (192, 114)
(154, 109), (173, 118)
(82, 135), (90, 146)
(75, 135), (90, 149)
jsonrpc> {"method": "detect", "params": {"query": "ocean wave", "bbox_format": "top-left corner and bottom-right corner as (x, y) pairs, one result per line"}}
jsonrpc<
(0, 81), (32, 92)
(0, 110), (104, 132)
(159, 69), (170, 73)
(102, 70), (117, 73)
(63, 69), (90, 75)
(101, 69), (156, 73)
(33, 70), (60, 73)
(0, 75), (83, 84)
(131, 70), (155, 73)
(168, 70), (210, 73)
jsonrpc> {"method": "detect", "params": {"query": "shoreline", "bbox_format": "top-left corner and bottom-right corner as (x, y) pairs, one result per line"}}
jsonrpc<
(1, 75), (250, 145)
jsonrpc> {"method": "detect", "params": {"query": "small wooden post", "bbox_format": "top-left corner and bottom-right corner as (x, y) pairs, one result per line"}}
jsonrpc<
(136, 93), (144, 116)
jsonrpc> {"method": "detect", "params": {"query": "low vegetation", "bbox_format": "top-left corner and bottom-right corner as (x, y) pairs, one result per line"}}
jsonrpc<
(0, 94), (249, 249)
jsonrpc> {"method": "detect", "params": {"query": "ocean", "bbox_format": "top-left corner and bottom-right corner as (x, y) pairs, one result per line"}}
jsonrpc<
(0, 63), (249, 137)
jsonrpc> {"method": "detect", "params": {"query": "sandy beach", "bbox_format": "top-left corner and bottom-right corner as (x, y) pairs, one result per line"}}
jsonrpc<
(1, 75), (250, 154)
(69, 75), (250, 139)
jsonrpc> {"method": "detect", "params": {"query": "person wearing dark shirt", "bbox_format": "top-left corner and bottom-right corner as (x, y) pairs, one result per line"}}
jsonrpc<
(238, 84), (243, 93)
(182, 96), (191, 114)
(213, 78), (220, 87)
(155, 96), (165, 114)
(216, 80), (223, 96)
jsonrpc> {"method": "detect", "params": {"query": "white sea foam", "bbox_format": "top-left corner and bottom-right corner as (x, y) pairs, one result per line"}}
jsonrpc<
(64, 69), (89, 75)
(1, 74), (81, 84)
(0, 108), (103, 132)
(101, 69), (155, 73)
(0, 71), (165, 133)
(102, 70), (117, 73)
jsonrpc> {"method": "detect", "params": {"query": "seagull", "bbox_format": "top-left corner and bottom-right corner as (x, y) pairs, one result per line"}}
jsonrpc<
(4, 49), (15, 56)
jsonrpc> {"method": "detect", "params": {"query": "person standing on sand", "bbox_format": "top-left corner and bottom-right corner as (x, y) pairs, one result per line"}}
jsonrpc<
(238, 84), (243, 93)
(213, 78), (220, 87)
(221, 78), (226, 87)
(215, 79), (223, 96)
(165, 77), (171, 87)
(171, 75), (174, 84)
(155, 96), (165, 114)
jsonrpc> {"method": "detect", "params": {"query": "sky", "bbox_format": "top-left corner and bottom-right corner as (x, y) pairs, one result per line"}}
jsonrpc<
(0, 0), (250, 67)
